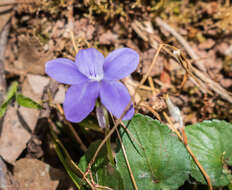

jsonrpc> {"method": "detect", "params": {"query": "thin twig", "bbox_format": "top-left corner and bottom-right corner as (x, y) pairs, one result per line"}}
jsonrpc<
(139, 103), (161, 121)
(65, 120), (88, 152)
(134, 44), (163, 93)
(86, 100), (133, 173)
(155, 17), (206, 72)
(108, 112), (139, 190)
(116, 127), (138, 190)
(67, 0), (79, 54)
(148, 76), (158, 95)
(119, 121), (144, 150)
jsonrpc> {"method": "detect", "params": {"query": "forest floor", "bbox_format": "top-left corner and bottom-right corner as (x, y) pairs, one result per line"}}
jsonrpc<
(0, 0), (232, 189)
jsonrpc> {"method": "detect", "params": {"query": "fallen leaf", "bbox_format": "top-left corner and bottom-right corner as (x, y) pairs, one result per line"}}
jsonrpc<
(0, 1), (13, 32)
(74, 18), (95, 41)
(53, 85), (65, 104)
(14, 158), (60, 190)
(0, 156), (19, 190)
(140, 49), (164, 77)
(198, 39), (215, 50)
(18, 74), (49, 131)
(98, 30), (118, 45)
(0, 106), (31, 164)
(160, 71), (171, 84)
(14, 35), (53, 75)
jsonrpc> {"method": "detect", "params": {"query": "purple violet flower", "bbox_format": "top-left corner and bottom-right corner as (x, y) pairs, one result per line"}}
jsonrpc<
(45, 48), (139, 122)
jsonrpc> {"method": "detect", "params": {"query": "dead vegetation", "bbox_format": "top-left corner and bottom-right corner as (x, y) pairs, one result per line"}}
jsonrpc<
(0, 0), (232, 189)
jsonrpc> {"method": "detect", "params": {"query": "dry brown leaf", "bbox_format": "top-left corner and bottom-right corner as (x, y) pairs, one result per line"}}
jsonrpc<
(14, 158), (60, 190)
(0, 106), (31, 164)
(139, 49), (164, 77)
(0, 3), (13, 32)
(0, 157), (19, 190)
(53, 85), (65, 104)
(198, 39), (215, 50)
(13, 35), (53, 75)
(0, 74), (49, 164)
(18, 74), (49, 131)
(74, 18), (95, 41)
(98, 30), (118, 45)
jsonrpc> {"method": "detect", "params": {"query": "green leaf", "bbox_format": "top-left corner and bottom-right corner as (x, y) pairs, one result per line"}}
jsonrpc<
(186, 120), (232, 186)
(0, 81), (18, 117)
(115, 114), (191, 190)
(0, 101), (8, 118)
(79, 141), (124, 190)
(16, 93), (42, 109)
(5, 81), (18, 102)
(50, 128), (82, 189)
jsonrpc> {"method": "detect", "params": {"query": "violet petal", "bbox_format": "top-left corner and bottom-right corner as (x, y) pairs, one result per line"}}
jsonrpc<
(75, 48), (104, 81)
(45, 58), (88, 85)
(103, 48), (139, 80)
(100, 80), (134, 120)
(63, 82), (100, 122)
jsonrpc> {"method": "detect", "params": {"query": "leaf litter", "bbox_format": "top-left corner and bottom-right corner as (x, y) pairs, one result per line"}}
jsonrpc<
(0, 0), (232, 189)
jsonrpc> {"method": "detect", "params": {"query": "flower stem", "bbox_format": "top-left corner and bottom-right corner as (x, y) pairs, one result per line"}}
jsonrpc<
(105, 128), (114, 165)
(96, 101), (114, 165)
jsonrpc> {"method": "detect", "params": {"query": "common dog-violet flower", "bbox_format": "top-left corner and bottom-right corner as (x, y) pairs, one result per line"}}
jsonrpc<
(45, 48), (139, 122)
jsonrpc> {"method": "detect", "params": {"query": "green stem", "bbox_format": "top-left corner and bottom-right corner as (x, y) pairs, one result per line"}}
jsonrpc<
(96, 100), (114, 165)
(228, 183), (232, 190)
(105, 127), (114, 165)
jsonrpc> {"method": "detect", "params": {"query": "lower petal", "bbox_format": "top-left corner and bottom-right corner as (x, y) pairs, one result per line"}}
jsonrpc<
(63, 82), (99, 122)
(100, 81), (134, 120)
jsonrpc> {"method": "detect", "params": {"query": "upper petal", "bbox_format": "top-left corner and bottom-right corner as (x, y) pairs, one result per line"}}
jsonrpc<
(103, 48), (139, 80)
(100, 80), (134, 120)
(75, 48), (105, 80)
(45, 58), (88, 85)
(63, 82), (100, 122)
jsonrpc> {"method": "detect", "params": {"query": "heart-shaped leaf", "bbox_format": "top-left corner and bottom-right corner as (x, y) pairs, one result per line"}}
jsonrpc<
(186, 120), (232, 186)
(115, 114), (191, 190)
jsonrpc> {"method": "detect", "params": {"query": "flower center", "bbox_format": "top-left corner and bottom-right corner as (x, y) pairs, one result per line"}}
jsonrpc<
(88, 73), (104, 81)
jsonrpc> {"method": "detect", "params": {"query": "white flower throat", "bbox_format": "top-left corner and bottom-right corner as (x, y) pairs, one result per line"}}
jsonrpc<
(88, 73), (104, 81)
